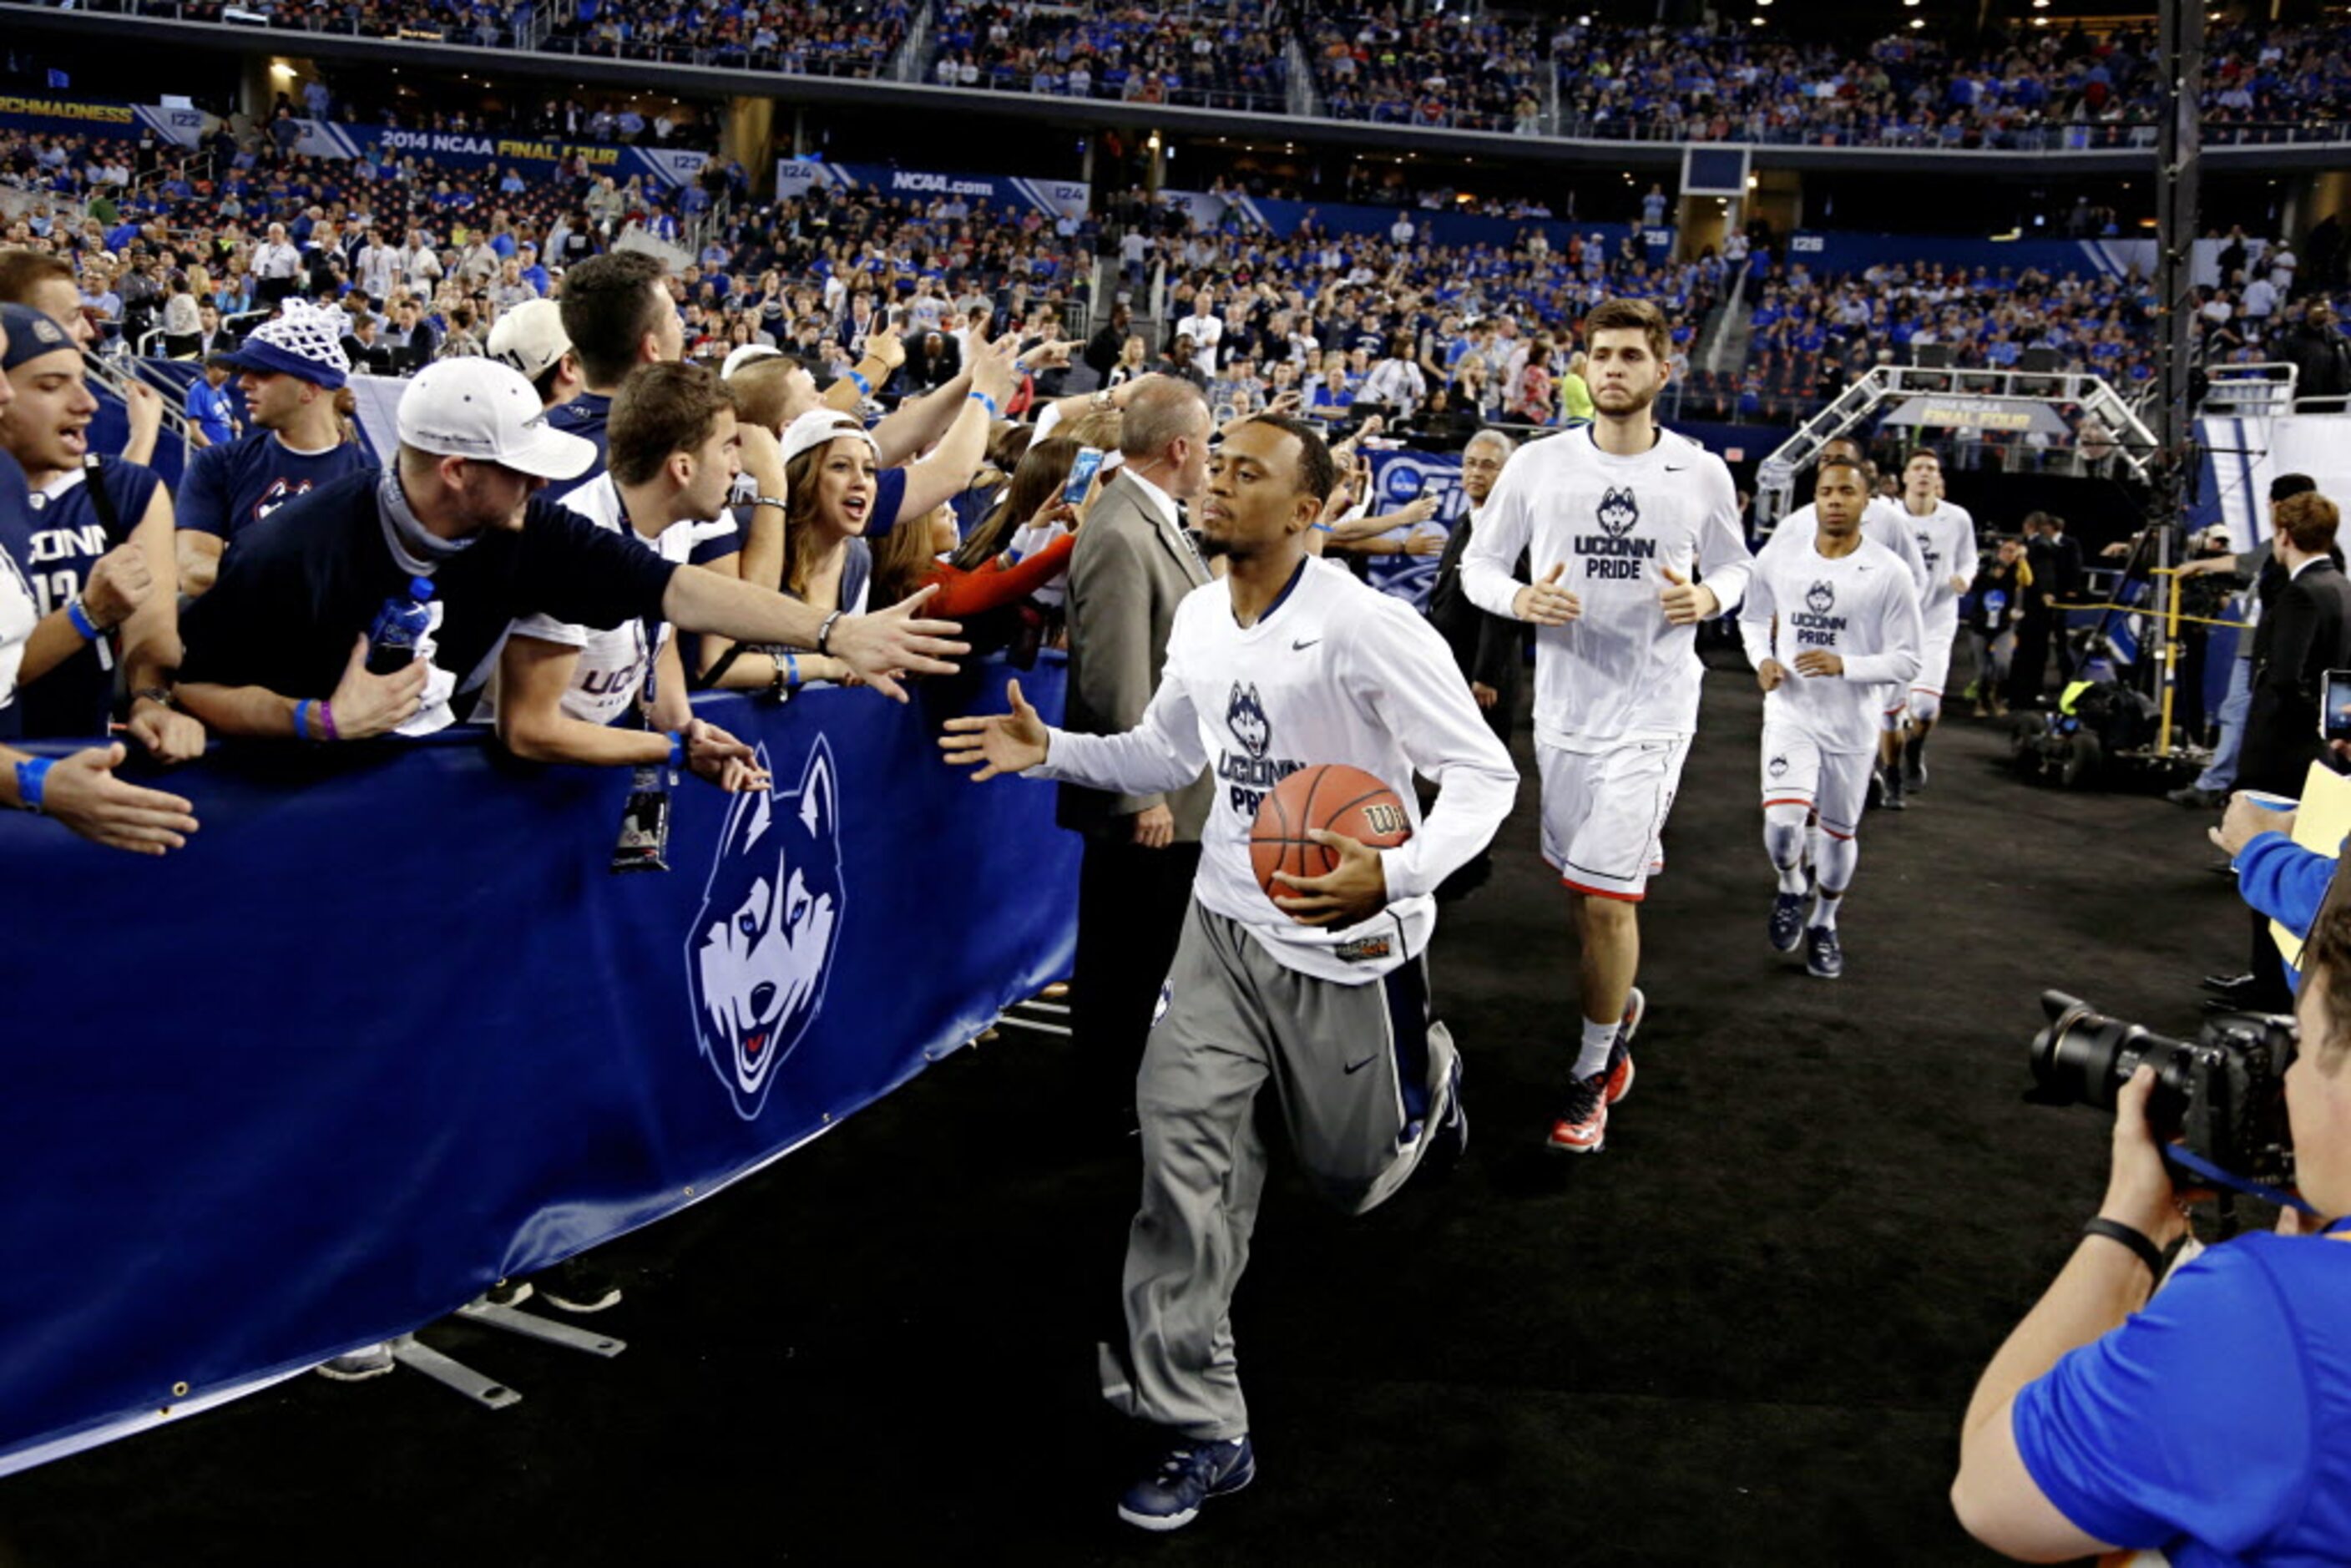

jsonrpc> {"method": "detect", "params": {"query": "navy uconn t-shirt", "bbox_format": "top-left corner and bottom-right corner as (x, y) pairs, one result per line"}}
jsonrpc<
(178, 429), (370, 542)
(16, 458), (162, 739)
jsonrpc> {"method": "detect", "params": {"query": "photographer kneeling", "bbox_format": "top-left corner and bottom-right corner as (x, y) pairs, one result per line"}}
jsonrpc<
(1952, 909), (2351, 1563)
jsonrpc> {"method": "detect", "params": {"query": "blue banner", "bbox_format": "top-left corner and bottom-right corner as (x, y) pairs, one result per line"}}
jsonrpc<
(1363, 448), (1465, 611)
(296, 121), (710, 190)
(0, 94), (710, 190)
(774, 160), (1089, 218)
(0, 666), (1078, 1471)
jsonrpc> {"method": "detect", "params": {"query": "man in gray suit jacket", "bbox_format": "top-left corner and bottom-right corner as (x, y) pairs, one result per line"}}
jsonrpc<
(1059, 377), (1216, 1132)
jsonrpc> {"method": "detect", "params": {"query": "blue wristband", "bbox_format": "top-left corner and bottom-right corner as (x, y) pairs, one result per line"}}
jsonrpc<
(65, 598), (102, 640)
(15, 756), (53, 813)
(785, 651), (801, 687)
(968, 390), (999, 418)
(847, 369), (872, 397)
(1311, 522), (1334, 534)
(667, 730), (685, 770)
(292, 699), (311, 741)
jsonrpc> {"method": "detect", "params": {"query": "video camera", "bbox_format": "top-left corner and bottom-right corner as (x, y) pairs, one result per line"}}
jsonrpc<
(2030, 992), (2298, 1191)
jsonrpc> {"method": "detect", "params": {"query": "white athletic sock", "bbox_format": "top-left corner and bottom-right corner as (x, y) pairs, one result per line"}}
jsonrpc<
(1575, 1015), (1615, 1080)
(1811, 890), (1843, 931)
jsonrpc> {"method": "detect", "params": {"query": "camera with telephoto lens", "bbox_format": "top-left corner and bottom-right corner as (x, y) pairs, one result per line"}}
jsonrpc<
(2030, 992), (2298, 1191)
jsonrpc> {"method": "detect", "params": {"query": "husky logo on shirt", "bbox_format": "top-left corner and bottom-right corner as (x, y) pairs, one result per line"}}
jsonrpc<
(1595, 486), (1639, 539)
(1217, 680), (1302, 817)
(1575, 485), (1657, 579)
(253, 477), (317, 524)
(1227, 681), (1272, 758)
(1913, 529), (1942, 576)
(685, 740), (844, 1121)
(1790, 580), (1849, 645)
(1768, 754), (1789, 778)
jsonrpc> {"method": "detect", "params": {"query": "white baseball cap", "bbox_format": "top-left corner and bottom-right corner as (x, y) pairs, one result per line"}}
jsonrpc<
(397, 358), (596, 481)
(781, 407), (878, 467)
(486, 299), (571, 382)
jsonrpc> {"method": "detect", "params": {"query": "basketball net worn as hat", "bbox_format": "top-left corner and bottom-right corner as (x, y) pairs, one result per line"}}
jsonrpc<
(488, 299), (571, 382)
(397, 359), (597, 482)
(215, 300), (353, 390)
(721, 342), (784, 380)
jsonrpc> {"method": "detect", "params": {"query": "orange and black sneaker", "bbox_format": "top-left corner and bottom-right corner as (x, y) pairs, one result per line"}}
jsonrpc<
(1546, 1072), (1608, 1154)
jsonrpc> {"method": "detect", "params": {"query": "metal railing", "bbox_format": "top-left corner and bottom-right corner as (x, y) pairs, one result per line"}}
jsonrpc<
(891, 0), (931, 83)
(2200, 362), (2299, 418)
(1752, 363), (2161, 529)
(1286, 37), (1318, 119)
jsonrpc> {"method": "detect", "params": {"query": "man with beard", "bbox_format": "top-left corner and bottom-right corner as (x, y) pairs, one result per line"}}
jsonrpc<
(1460, 296), (1752, 1156)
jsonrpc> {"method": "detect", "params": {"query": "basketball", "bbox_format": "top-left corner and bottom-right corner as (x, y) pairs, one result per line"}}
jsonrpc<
(1250, 764), (1414, 907)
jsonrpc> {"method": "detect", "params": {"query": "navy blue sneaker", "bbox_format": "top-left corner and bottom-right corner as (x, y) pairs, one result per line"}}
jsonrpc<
(1118, 1434), (1256, 1531)
(1806, 924), (1844, 980)
(1769, 890), (1807, 953)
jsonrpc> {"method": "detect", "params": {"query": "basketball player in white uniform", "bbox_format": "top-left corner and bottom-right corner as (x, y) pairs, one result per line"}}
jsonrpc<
(1459, 296), (1753, 1156)
(1742, 454), (1924, 979)
(1759, 439), (1927, 817)
(1883, 448), (1977, 807)
(942, 413), (1515, 1534)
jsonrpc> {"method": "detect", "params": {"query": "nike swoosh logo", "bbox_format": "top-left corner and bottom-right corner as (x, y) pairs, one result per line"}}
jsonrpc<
(1664, 464), (1686, 471)
(1292, 638), (1322, 650)
(1343, 1056), (1378, 1075)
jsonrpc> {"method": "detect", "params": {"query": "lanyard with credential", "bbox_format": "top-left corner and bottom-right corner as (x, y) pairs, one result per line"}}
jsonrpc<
(609, 497), (675, 874)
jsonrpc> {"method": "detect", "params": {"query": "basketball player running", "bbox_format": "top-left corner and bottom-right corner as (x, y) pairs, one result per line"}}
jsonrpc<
(1742, 455), (1924, 979)
(1882, 448), (1977, 807)
(942, 413), (1515, 1533)
(1757, 438), (1926, 816)
(1459, 296), (1752, 1156)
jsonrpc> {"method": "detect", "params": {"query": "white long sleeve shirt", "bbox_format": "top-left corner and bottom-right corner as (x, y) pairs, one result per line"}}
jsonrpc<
(1898, 498), (1979, 625)
(1026, 559), (1518, 984)
(1460, 424), (1752, 751)
(1738, 529), (1925, 754)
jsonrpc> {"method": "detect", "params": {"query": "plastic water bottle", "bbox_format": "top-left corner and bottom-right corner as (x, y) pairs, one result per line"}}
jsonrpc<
(366, 577), (434, 675)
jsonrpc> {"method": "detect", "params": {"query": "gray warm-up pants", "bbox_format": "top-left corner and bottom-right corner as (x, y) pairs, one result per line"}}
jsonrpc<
(1098, 898), (1459, 1441)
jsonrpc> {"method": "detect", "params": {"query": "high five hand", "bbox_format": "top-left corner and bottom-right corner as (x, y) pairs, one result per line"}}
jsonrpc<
(938, 678), (1050, 780)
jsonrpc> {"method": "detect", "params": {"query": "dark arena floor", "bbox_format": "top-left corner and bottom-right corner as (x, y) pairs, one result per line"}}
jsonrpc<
(0, 649), (2231, 1568)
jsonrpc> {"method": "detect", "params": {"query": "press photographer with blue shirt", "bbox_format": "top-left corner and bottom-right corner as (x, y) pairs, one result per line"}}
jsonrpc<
(1950, 903), (2351, 1564)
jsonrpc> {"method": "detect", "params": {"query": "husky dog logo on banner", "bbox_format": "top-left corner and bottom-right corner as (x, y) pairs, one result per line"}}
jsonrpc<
(685, 739), (845, 1120)
(1361, 450), (1467, 612)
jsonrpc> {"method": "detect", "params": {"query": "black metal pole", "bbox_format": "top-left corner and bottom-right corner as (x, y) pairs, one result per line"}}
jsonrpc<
(2149, 0), (2202, 748)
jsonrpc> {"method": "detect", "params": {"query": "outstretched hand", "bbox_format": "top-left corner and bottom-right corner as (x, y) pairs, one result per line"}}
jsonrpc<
(938, 677), (1050, 780)
(827, 584), (969, 702)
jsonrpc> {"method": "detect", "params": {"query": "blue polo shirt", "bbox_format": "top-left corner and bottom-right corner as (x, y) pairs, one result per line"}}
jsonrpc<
(2014, 1232), (2351, 1565)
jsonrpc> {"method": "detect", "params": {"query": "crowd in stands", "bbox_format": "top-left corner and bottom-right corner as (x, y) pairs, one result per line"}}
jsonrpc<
(930, 2), (1287, 109)
(1302, 10), (1547, 133)
(545, 0), (910, 74)
(23, 0), (2351, 147)
(16, 101), (2351, 443)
